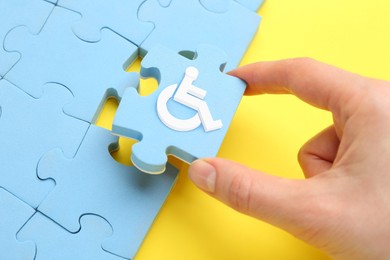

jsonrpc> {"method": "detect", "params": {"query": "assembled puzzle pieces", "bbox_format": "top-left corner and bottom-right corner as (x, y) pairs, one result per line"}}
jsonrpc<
(4, 6), (138, 123)
(56, 0), (153, 46)
(0, 0), (53, 77)
(0, 1), (264, 258)
(18, 213), (123, 260)
(0, 79), (89, 208)
(37, 125), (178, 259)
(138, 0), (261, 70)
(0, 188), (35, 260)
(112, 44), (246, 174)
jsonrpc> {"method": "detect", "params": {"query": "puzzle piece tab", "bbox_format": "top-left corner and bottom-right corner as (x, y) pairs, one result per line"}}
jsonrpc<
(37, 125), (178, 259)
(112, 44), (246, 174)
(4, 6), (138, 123)
(138, 0), (261, 70)
(18, 213), (122, 260)
(0, 0), (53, 77)
(56, 0), (153, 45)
(0, 79), (89, 208)
(0, 188), (35, 260)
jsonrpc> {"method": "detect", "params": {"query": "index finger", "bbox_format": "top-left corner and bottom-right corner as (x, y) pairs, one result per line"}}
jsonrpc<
(228, 58), (368, 113)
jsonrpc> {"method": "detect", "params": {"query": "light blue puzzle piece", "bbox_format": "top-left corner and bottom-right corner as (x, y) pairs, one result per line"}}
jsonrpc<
(0, 0), (53, 77)
(57, 0), (153, 45)
(138, 0), (261, 70)
(37, 125), (178, 259)
(18, 213), (123, 260)
(200, 0), (265, 13)
(0, 79), (89, 208)
(112, 44), (246, 174)
(4, 7), (138, 123)
(0, 188), (35, 260)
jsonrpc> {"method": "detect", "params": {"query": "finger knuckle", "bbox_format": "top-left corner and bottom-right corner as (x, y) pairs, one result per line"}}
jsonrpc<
(297, 145), (308, 166)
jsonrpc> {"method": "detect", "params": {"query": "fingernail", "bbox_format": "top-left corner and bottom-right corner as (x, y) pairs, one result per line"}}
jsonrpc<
(188, 160), (216, 193)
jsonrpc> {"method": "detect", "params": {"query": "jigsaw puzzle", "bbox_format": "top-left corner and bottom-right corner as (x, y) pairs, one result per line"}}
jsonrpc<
(0, 0), (262, 258)
(112, 44), (246, 174)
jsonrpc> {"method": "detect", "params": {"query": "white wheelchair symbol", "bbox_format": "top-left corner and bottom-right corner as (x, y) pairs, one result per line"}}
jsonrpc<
(157, 66), (223, 132)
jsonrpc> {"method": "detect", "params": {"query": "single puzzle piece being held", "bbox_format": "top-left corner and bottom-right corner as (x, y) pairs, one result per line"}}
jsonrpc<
(37, 125), (178, 259)
(112, 44), (246, 174)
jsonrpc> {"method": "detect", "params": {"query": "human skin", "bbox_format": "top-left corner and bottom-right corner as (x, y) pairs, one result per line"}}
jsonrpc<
(188, 58), (390, 259)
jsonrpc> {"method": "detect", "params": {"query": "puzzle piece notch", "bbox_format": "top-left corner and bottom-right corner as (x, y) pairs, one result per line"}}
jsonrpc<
(138, 0), (261, 70)
(0, 188), (36, 260)
(4, 6), (139, 123)
(0, 79), (89, 208)
(0, 0), (54, 77)
(56, 0), (154, 46)
(112, 44), (246, 174)
(18, 213), (124, 260)
(37, 125), (178, 259)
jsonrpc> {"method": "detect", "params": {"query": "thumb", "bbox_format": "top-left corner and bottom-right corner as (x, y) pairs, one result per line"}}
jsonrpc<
(188, 158), (331, 239)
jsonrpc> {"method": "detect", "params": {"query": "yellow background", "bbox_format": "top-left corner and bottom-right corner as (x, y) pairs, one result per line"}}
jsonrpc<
(97, 0), (390, 259)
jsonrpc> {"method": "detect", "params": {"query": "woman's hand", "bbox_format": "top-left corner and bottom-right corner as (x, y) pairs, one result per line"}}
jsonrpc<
(188, 58), (390, 259)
